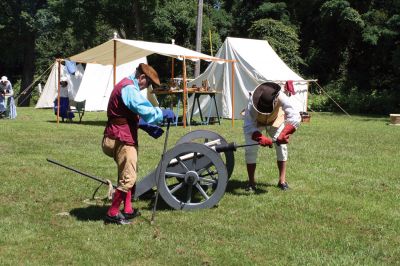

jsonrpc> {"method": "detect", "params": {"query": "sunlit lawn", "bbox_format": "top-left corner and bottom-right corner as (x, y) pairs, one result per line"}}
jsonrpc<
(0, 107), (399, 265)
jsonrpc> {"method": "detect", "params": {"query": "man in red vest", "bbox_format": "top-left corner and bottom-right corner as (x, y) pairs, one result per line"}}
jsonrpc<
(102, 63), (175, 225)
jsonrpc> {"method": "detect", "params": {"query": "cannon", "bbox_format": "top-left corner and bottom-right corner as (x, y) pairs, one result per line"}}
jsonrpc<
(47, 130), (242, 211)
(134, 130), (235, 210)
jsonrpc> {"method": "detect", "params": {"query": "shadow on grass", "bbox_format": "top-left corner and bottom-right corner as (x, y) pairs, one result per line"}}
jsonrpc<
(46, 120), (106, 127)
(69, 205), (109, 221)
(136, 191), (174, 212)
(225, 179), (274, 196)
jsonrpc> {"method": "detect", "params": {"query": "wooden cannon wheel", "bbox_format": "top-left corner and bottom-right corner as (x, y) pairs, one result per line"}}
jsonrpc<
(157, 142), (228, 210)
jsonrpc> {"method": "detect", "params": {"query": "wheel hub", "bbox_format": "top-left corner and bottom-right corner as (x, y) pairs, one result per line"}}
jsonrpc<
(184, 170), (199, 185)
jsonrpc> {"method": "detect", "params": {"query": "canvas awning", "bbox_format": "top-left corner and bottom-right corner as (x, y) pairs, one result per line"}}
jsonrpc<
(69, 38), (226, 65)
(66, 38), (234, 127)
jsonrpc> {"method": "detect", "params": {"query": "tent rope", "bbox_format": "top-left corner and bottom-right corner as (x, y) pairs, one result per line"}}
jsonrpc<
(315, 81), (351, 117)
(15, 62), (55, 105)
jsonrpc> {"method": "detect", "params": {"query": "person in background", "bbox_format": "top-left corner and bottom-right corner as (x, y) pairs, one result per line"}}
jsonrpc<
(54, 76), (74, 122)
(0, 76), (15, 119)
(102, 63), (175, 225)
(243, 82), (301, 192)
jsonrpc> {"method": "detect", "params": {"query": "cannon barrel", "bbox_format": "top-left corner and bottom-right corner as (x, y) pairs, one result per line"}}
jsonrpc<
(214, 142), (260, 152)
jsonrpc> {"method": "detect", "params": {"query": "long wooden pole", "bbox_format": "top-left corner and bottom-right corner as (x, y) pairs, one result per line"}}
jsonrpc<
(231, 62), (235, 127)
(183, 58), (187, 128)
(57, 59), (61, 125)
(113, 40), (117, 88)
(171, 58), (175, 80)
(209, 30), (213, 56)
(183, 55), (235, 62)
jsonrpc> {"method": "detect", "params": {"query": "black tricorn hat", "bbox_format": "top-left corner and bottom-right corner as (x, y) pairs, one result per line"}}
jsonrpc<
(252, 82), (281, 114)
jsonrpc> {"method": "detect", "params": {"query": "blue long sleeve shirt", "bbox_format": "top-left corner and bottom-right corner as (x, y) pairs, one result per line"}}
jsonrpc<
(121, 76), (163, 125)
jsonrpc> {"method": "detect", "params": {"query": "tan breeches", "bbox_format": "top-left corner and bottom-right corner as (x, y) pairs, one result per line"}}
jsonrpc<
(102, 137), (138, 192)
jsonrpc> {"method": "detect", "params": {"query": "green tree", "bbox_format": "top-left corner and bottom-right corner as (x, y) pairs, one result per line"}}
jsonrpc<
(0, 1), (48, 106)
(147, 0), (231, 79)
(249, 18), (303, 72)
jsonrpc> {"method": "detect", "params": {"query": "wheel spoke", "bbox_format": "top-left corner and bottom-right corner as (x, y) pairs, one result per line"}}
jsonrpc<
(176, 157), (189, 172)
(200, 178), (217, 185)
(186, 184), (192, 203)
(195, 183), (210, 200)
(199, 170), (218, 178)
(192, 152), (198, 169)
(165, 171), (185, 179)
(169, 182), (184, 194)
(198, 167), (217, 178)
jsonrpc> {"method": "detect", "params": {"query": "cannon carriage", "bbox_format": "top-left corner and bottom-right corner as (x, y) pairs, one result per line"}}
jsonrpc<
(47, 130), (239, 211)
(134, 130), (235, 210)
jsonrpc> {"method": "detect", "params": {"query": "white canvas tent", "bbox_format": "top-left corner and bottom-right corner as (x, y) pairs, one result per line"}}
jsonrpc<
(35, 58), (157, 111)
(73, 57), (154, 111)
(35, 63), (84, 108)
(188, 37), (310, 119)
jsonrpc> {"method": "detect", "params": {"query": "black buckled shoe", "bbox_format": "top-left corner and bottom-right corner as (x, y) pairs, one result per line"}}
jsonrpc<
(245, 184), (257, 193)
(122, 209), (141, 220)
(277, 182), (289, 191)
(104, 212), (132, 225)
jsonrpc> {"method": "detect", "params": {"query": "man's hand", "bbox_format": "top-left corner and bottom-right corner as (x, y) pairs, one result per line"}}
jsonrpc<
(138, 119), (164, 139)
(162, 109), (176, 122)
(251, 131), (273, 148)
(276, 124), (296, 144)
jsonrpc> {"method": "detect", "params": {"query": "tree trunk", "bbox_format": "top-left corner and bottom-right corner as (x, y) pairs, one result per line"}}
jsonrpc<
(18, 32), (36, 107)
(195, 0), (204, 77)
(133, 0), (142, 38)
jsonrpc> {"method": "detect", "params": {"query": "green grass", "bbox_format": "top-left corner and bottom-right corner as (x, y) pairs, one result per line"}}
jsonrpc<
(1, 108), (399, 265)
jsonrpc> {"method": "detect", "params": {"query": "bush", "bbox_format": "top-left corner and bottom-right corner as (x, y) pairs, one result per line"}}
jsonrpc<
(307, 83), (400, 115)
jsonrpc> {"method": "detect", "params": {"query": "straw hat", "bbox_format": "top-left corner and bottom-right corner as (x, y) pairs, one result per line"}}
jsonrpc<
(138, 63), (160, 87)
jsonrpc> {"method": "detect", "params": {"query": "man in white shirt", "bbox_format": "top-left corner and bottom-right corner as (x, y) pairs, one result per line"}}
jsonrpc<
(243, 82), (301, 192)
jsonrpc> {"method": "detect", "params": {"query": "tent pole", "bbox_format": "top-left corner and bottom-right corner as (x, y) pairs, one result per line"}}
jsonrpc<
(113, 39), (117, 88)
(209, 30), (213, 56)
(305, 81), (309, 113)
(231, 62), (235, 127)
(57, 59), (61, 125)
(171, 58), (175, 80)
(183, 57), (187, 128)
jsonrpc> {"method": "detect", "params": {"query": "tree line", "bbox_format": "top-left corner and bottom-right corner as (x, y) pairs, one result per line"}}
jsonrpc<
(0, 0), (399, 114)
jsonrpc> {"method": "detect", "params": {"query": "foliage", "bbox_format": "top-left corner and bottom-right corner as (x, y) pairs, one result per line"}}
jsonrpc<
(1, 108), (400, 264)
(249, 18), (304, 72)
(147, 0), (231, 78)
(308, 93), (331, 112)
(0, 0), (399, 113)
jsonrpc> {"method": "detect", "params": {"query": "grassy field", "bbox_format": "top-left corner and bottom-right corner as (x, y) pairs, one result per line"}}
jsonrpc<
(0, 108), (399, 265)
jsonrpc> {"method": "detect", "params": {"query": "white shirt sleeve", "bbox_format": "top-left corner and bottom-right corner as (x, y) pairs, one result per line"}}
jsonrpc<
(278, 91), (301, 128)
(243, 91), (301, 135)
(243, 97), (260, 135)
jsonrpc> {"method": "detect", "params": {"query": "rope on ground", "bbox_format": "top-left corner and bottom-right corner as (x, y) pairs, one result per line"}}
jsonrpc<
(315, 81), (351, 117)
(83, 179), (115, 206)
(15, 62), (55, 104)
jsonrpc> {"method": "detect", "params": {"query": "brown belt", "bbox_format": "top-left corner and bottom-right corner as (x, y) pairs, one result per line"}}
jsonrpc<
(109, 117), (128, 125)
